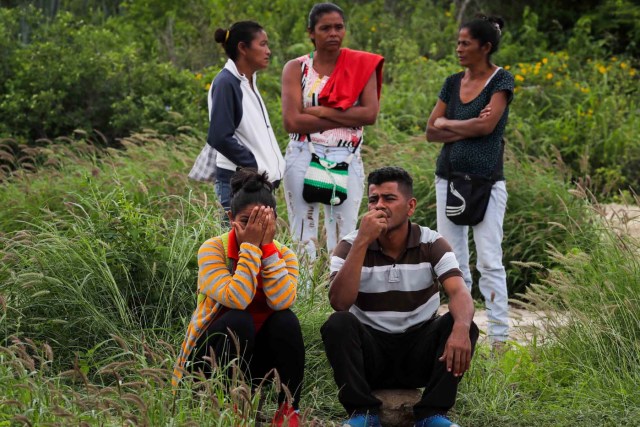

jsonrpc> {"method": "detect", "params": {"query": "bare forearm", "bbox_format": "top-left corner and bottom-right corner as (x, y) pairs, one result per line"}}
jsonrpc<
(426, 126), (463, 143)
(437, 117), (494, 138)
(328, 239), (369, 311)
(448, 288), (474, 329)
(283, 113), (344, 134)
(319, 106), (378, 127)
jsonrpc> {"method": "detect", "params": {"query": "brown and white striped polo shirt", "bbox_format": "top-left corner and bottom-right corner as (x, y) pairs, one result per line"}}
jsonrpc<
(330, 222), (462, 333)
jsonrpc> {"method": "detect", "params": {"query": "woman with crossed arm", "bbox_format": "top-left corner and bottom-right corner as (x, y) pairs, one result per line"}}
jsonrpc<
(426, 15), (514, 349)
(281, 2), (384, 260)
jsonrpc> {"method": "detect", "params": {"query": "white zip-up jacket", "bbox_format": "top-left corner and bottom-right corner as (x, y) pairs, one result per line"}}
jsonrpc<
(205, 59), (284, 182)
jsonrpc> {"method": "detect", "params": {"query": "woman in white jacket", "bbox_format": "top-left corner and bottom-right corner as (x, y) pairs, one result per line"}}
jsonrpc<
(190, 21), (285, 212)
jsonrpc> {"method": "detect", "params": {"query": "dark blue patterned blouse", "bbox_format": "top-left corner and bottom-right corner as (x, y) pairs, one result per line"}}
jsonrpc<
(435, 68), (514, 180)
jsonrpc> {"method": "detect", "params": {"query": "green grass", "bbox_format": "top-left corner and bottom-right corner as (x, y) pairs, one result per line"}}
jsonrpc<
(1, 133), (638, 426)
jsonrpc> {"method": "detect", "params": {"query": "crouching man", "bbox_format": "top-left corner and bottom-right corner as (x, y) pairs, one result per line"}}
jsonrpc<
(321, 166), (479, 427)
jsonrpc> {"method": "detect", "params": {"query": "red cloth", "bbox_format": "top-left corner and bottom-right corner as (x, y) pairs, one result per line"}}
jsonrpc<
(217, 229), (281, 332)
(318, 48), (384, 111)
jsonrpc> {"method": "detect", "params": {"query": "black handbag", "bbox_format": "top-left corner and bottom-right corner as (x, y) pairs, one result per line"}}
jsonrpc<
(445, 169), (496, 226)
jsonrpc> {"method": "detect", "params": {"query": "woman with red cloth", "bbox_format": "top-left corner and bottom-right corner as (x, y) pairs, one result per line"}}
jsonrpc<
(281, 2), (384, 259)
(172, 168), (304, 426)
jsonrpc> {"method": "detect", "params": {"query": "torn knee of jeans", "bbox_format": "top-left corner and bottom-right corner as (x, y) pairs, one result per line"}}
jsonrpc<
(306, 206), (315, 228)
(334, 212), (344, 236)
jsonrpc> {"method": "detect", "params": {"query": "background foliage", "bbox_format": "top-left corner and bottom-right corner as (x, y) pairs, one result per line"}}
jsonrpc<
(1, 0), (639, 425)
(1, 0), (639, 194)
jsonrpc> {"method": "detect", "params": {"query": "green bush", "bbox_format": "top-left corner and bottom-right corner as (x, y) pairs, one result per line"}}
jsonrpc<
(0, 7), (204, 142)
(505, 47), (640, 195)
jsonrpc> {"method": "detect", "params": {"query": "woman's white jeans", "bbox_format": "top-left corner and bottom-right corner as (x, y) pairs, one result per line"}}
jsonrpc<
(435, 176), (509, 342)
(283, 140), (365, 260)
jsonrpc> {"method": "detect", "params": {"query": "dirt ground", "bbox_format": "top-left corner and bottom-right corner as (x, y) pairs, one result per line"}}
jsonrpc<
(438, 304), (550, 345)
(601, 203), (640, 239)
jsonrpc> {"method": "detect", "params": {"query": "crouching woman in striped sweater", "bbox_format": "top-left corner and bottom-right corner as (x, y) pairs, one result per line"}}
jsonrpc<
(173, 168), (304, 426)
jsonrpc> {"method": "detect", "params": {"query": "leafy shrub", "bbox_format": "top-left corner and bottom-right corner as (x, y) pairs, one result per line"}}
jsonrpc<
(506, 47), (639, 195)
(0, 7), (204, 142)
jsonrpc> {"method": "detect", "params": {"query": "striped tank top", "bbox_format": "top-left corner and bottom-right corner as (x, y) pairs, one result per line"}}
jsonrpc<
(288, 53), (364, 148)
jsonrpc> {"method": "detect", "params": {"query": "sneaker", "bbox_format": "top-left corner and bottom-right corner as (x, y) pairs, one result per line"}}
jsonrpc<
(415, 414), (460, 427)
(272, 402), (300, 427)
(342, 413), (382, 427)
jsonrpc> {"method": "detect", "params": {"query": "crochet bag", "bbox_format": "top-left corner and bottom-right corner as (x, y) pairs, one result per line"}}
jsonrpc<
(302, 142), (354, 206)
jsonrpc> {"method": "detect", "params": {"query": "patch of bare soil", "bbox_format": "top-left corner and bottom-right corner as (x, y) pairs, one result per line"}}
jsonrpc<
(600, 203), (640, 240)
(439, 305), (552, 345)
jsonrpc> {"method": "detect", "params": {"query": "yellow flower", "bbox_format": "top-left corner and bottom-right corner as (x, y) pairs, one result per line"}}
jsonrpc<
(611, 56), (618, 61)
(205, 83), (211, 91)
(581, 87), (590, 94)
(515, 74), (525, 82)
(504, 65), (511, 70)
(534, 63), (541, 75)
(520, 67), (528, 75)
(620, 62), (628, 69)
(598, 65), (607, 74)
(195, 73), (203, 80)
(546, 72), (553, 80)
(542, 58), (548, 65)
(371, 25), (377, 32)
(445, 10), (452, 17)
(630, 68), (637, 76)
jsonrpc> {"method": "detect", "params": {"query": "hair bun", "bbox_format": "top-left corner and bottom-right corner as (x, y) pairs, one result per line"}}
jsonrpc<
(488, 16), (505, 31)
(230, 168), (272, 195)
(214, 28), (228, 44)
(474, 14), (505, 32)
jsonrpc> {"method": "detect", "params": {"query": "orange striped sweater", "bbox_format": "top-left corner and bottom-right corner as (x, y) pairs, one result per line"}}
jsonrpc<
(172, 231), (299, 387)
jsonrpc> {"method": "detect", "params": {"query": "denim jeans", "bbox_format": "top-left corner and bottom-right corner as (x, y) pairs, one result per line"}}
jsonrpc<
(214, 178), (232, 227)
(435, 176), (509, 342)
(283, 140), (365, 260)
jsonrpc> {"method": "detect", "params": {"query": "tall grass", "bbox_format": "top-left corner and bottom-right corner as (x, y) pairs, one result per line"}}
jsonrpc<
(3, 190), (638, 426)
(1, 133), (638, 425)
